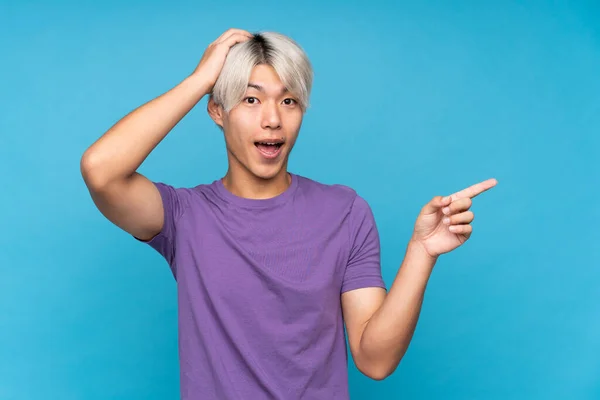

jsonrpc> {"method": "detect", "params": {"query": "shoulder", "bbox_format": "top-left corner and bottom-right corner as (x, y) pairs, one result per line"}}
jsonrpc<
(296, 173), (355, 196)
(294, 174), (371, 216)
(153, 181), (198, 202)
(151, 180), (220, 215)
(152, 179), (220, 200)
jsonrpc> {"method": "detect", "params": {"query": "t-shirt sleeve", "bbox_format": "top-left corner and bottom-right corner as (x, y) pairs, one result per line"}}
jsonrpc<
(136, 182), (186, 278)
(341, 194), (387, 294)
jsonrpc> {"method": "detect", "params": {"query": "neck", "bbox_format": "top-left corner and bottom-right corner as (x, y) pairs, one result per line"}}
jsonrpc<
(221, 167), (291, 200)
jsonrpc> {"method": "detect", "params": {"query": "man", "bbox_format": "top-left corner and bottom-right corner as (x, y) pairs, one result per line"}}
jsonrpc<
(81, 29), (497, 399)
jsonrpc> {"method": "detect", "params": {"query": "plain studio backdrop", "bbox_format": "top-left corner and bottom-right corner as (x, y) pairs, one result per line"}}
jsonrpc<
(1, 1), (599, 399)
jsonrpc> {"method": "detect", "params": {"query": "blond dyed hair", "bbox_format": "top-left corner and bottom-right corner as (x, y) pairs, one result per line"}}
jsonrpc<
(210, 32), (313, 112)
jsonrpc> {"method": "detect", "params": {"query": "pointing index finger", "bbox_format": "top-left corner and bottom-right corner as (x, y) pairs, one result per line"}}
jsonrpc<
(450, 178), (498, 201)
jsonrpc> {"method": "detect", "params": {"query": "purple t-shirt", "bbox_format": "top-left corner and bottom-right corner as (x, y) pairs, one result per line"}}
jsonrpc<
(140, 172), (386, 399)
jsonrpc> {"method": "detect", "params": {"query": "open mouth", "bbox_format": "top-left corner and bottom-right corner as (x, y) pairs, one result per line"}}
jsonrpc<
(254, 141), (284, 159)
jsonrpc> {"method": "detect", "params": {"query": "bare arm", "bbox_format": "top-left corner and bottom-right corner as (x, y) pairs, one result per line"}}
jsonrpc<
(342, 184), (495, 380)
(341, 241), (436, 380)
(80, 74), (210, 240)
(80, 29), (253, 240)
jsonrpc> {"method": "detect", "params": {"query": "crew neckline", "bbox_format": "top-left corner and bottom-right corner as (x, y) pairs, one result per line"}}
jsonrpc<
(214, 172), (299, 208)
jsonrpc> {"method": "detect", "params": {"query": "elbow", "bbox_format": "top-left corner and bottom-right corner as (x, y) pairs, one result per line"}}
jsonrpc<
(80, 148), (109, 189)
(363, 367), (394, 382)
(356, 359), (399, 381)
(354, 339), (402, 381)
(80, 148), (96, 181)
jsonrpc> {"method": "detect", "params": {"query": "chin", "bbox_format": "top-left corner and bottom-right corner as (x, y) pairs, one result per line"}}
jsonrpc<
(244, 158), (288, 180)
(250, 166), (285, 181)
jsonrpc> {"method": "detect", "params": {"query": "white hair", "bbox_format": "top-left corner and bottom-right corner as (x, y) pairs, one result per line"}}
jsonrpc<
(210, 32), (313, 113)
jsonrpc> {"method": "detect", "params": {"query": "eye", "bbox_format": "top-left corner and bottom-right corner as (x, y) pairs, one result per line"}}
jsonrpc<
(283, 98), (297, 106)
(244, 97), (259, 104)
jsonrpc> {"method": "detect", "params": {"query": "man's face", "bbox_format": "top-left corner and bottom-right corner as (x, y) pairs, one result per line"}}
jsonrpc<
(211, 64), (304, 181)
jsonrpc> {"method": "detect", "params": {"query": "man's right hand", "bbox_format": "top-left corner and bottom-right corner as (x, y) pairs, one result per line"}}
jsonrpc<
(81, 29), (253, 242)
(192, 28), (254, 94)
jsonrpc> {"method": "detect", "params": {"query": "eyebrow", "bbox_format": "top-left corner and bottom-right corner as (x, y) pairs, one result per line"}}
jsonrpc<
(247, 83), (289, 95)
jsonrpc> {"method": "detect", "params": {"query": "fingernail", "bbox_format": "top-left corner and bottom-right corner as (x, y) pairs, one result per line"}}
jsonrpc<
(442, 207), (450, 215)
(443, 217), (450, 224)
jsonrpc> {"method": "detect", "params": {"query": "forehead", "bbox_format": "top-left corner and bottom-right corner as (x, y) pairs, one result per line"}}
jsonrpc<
(247, 64), (286, 91)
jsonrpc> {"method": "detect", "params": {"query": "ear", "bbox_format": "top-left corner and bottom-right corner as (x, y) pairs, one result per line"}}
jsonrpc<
(207, 96), (225, 128)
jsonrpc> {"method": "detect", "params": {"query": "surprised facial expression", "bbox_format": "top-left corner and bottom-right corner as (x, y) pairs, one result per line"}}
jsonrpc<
(209, 64), (304, 181)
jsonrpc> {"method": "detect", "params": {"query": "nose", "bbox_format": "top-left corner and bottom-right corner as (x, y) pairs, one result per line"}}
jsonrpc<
(260, 100), (282, 130)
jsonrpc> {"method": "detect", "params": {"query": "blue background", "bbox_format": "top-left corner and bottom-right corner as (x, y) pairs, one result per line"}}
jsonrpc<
(1, 1), (599, 399)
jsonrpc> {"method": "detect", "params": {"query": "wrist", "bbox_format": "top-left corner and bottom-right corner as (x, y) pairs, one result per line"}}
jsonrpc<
(184, 73), (213, 99)
(407, 239), (438, 266)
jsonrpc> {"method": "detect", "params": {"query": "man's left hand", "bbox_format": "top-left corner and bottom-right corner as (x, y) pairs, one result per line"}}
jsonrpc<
(411, 178), (498, 259)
